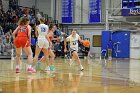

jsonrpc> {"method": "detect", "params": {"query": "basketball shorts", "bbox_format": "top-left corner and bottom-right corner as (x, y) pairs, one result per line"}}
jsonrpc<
(14, 37), (30, 48)
(70, 47), (78, 55)
(37, 38), (49, 49)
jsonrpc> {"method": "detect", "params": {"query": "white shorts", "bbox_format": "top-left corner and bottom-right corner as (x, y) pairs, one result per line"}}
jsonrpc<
(37, 38), (49, 49)
(70, 47), (78, 52)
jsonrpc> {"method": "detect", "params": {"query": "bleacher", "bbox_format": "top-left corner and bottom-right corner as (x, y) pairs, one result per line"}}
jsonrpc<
(0, 0), (87, 59)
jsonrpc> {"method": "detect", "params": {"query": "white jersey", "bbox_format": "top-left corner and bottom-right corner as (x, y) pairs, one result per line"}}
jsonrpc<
(66, 34), (80, 51)
(36, 24), (49, 49)
(37, 24), (49, 38)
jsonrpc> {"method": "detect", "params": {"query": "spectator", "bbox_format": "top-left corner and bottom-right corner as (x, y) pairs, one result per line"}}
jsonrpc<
(0, 37), (2, 54)
(30, 15), (36, 26)
(36, 12), (42, 21)
(31, 34), (36, 57)
(7, 29), (13, 44)
(107, 40), (113, 59)
(60, 34), (68, 57)
(1, 34), (6, 53)
(54, 42), (62, 57)
(0, 25), (4, 36)
(54, 26), (61, 37)
(13, 15), (18, 24)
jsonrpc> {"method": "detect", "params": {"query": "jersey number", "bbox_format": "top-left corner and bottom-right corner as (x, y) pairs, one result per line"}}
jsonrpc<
(41, 27), (46, 32)
(19, 27), (26, 32)
(72, 41), (76, 45)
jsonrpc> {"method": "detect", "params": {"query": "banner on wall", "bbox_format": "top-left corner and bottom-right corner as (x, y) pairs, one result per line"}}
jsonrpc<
(122, 0), (140, 16)
(62, 0), (73, 23)
(89, 0), (101, 23)
(122, 0), (135, 8)
(122, 8), (140, 16)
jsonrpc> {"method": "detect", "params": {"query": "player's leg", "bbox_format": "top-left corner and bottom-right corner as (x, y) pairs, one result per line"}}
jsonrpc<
(15, 48), (21, 73)
(23, 46), (33, 72)
(42, 48), (50, 71)
(72, 51), (84, 71)
(48, 49), (55, 71)
(32, 45), (42, 71)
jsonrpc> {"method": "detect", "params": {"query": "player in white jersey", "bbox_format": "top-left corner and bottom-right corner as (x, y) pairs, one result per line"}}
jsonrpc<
(32, 18), (51, 72)
(64, 30), (84, 71)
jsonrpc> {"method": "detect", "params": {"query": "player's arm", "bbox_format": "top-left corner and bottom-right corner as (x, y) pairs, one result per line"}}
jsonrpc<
(53, 37), (60, 40)
(78, 35), (83, 43)
(46, 31), (52, 47)
(27, 25), (32, 42)
(51, 33), (60, 41)
(12, 26), (20, 40)
(48, 32), (58, 41)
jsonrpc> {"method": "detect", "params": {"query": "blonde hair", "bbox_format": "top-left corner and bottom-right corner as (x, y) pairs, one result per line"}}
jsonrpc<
(72, 30), (76, 33)
(39, 17), (45, 23)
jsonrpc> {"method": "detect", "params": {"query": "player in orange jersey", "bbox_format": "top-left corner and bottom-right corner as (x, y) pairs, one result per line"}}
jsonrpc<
(12, 17), (34, 73)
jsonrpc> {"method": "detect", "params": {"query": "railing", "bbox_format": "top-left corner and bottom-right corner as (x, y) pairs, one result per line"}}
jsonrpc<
(110, 2), (122, 16)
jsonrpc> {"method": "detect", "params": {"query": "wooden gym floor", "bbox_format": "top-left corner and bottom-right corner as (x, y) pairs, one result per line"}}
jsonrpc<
(0, 58), (140, 93)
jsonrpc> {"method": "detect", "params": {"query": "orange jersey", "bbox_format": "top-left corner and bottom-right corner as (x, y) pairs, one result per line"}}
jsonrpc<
(14, 26), (31, 48)
(16, 26), (28, 37)
(47, 30), (54, 50)
(48, 30), (54, 41)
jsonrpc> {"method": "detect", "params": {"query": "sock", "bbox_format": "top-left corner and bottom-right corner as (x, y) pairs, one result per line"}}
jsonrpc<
(27, 65), (32, 69)
(16, 65), (20, 68)
(30, 62), (33, 65)
(80, 64), (83, 68)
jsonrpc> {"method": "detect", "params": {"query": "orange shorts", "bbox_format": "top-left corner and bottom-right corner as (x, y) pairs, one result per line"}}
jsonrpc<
(14, 37), (31, 48)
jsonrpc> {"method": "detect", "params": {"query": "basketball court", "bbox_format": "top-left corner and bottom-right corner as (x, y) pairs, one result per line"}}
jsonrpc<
(1, 0), (140, 93)
(0, 58), (140, 93)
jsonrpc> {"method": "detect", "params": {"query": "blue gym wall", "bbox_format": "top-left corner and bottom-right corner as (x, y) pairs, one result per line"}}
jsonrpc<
(101, 31), (130, 58)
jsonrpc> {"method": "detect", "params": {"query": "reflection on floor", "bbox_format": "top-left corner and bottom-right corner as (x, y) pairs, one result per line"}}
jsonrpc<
(0, 58), (140, 93)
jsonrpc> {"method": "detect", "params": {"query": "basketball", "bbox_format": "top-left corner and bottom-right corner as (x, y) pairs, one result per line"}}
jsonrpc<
(82, 40), (90, 47)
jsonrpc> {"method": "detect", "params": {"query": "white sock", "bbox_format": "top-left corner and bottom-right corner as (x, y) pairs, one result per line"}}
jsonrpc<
(80, 65), (83, 68)
(16, 65), (20, 68)
(30, 62), (33, 65)
(27, 65), (32, 68)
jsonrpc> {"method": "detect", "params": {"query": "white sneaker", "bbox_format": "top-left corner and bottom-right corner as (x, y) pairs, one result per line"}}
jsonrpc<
(69, 59), (73, 66)
(45, 66), (50, 71)
(80, 65), (84, 71)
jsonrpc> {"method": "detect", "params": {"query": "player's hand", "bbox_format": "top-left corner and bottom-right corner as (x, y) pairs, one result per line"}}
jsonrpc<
(81, 40), (84, 44)
(57, 37), (60, 40)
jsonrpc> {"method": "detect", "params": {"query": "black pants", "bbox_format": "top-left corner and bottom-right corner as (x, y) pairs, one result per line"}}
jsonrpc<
(31, 45), (36, 57)
(84, 47), (90, 56)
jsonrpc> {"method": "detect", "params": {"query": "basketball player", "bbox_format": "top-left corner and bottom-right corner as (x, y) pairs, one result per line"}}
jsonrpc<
(38, 24), (57, 71)
(83, 39), (90, 59)
(32, 17), (51, 72)
(64, 30), (84, 71)
(12, 17), (34, 73)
